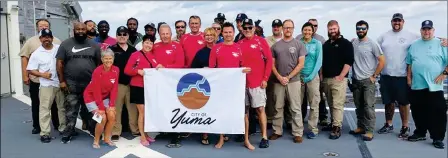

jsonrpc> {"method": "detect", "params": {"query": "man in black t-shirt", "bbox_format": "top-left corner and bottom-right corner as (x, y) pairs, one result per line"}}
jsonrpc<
(56, 22), (101, 143)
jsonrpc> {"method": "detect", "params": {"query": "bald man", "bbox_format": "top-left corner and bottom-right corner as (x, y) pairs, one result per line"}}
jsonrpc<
(56, 22), (102, 143)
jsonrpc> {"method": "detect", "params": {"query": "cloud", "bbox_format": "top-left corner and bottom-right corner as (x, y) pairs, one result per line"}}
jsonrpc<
(80, 1), (447, 41)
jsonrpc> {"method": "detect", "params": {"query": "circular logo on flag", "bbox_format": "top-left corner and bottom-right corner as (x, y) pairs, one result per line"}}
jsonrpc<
(176, 73), (211, 110)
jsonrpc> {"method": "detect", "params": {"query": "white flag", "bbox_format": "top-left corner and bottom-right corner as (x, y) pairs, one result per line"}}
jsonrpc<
(143, 68), (246, 134)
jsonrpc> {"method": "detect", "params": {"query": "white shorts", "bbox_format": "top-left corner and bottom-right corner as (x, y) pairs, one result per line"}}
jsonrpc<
(86, 98), (110, 112)
(245, 87), (267, 108)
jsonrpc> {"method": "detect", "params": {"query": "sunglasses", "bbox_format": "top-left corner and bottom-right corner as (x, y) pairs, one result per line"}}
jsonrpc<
(213, 27), (221, 30)
(356, 26), (367, 31)
(117, 33), (128, 36)
(176, 26), (185, 29)
(313, 25), (318, 27)
(392, 19), (402, 22)
(243, 26), (253, 30)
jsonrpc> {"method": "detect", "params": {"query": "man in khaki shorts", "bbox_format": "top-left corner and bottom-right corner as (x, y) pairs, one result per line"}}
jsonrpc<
(238, 19), (273, 149)
(26, 29), (66, 143)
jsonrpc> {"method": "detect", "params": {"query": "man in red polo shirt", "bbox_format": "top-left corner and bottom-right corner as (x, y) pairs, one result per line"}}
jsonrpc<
(180, 15), (206, 68)
(209, 22), (252, 150)
(238, 18), (273, 149)
(152, 24), (185, 68)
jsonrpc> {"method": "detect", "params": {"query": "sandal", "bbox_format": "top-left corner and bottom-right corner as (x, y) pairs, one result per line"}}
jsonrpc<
(223, 135), (229, 142)
(140, 139), (150, 146)
(146, 136), (156, 143)
(166, 138), (182, 148)
(104, 141), (116, 147)
(201, 135), (209, 145)
(92, 143), (100, 149)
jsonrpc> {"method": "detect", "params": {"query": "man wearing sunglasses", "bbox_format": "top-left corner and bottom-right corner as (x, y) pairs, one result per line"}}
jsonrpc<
(234, 13), (248, 43)
(212, 22), (224, 43)
(109, 26), (139, 141)
(172, 20), (186, 42)
(377, 13), (447, 138)
(349, 20), (385, 141)
(94, 20), (117, 50)
(180, 15), (206, 68)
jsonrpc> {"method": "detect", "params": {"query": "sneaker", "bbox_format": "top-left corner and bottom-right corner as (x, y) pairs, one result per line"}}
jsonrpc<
(307, 132), (318, 139)
(362, 132), (374, 141)
(407, 134), (426, 142)
(399, 126), (410, 138)
(61, 136), (71, 144)
(32, 128), (40, 134)
(433, 140), (445, 149)
(259, 138), (269, 148)
(349, 128), (366, 135)
(377, 123), (393, 134)
(166, 137), (182, 148)
(111, 135), (120, 142)
(40, 135), (51, 143)
(329, 126), (341, 140)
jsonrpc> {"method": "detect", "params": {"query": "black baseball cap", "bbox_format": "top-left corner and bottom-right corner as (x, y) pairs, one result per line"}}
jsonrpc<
(235, 13), (248, 21)
(116, 26), (128, 34)
(216, 13), (226, 20)
(242, 18), (253, 26)
(272, 19), (282, 27)
(421, 20), (433, 29)
(39, 29), (53, 37)
(392, 13), (403, 20)
(144, 23), (156, 30)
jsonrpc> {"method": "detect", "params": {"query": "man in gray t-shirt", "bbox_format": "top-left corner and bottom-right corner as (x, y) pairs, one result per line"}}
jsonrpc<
(268, 19), (308, 143)
(349, 20), (385, 141)
(56, 22), (101, 143)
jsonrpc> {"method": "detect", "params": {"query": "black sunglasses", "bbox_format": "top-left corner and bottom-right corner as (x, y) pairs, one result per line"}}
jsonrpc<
(117, 33), (128, 36)
(243, 26), (253, 30)
(213, 27), (221, 30)
(176, 26), (185, 29)
(392, 19), (402, 22)
(313, 25), (318, 27)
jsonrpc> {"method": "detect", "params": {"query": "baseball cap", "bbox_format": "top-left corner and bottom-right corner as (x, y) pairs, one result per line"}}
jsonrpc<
(272, 19), (282, 27)
(216, 13), (226, 20)
(116, 26), (128, 34)
(392, 13), (403, 20)
(242, 18), (253, 26)
(235, 13), (248, 21)
(421, 20), (433, 29)
(98, 20), (109, 26)
(144, 23), (156, 30)
(39, 29), (53, 37)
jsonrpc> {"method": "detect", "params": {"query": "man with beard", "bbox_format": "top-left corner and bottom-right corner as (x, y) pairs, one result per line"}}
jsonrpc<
(85, 20), (97, 40)
(109, 26), (139, 141)
(349, 20), (385, 141)
(126, 17), (143, 47)
(212, 22), (224, 43)
(376, 13), (447, 138)
(26, 29), (66, 143)
(238, 18), (273, 149)
(269, 19), (307, 143)
(172, 20), (186, 42)
(56, 22), (101, 143)
(135, 22), (157, 50)
(19, 19), (62, 135)
(234, 13), (248, 42)
(296, 18), (329, 126)
(321, 20), (354, 140)
(214, 13), (226, 26)
(406, 20), (447, 149)
(266, 19), (283, 46)
(94, 20), (117, 50)
(180, 15), (206, 68)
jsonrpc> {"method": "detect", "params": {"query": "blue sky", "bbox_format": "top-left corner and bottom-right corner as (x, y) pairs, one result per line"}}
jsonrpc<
(79, 1), (447, 41)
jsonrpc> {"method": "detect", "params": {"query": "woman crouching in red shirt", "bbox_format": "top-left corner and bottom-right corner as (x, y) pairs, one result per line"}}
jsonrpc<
(124, 35), (161, 146)
(83, 48), (119, 149)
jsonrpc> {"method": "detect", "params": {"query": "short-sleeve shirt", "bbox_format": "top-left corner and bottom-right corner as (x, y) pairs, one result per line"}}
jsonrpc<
(377, 30), (420, 77)
(26, 44), (60, 87)
(19, 35), (62, 83)
(56, 38), (101, 91)
(406, 38), (447, 92)
(352, 38), (383, 80)
(271, 38), (307, 83)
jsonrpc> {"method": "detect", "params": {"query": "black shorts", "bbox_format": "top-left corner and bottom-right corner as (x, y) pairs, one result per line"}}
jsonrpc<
(379, 75), (410, 105)
(130, 86), (145, 104)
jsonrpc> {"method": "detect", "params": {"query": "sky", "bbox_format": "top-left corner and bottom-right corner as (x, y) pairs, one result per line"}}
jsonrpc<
(79, 1), (448, 41)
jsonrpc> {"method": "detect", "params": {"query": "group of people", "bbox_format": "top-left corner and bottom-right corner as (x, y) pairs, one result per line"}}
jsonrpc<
(19, 12), (447, 150)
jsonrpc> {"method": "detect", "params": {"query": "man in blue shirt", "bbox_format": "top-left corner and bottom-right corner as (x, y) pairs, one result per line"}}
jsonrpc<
(406, 20), (448, 149)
